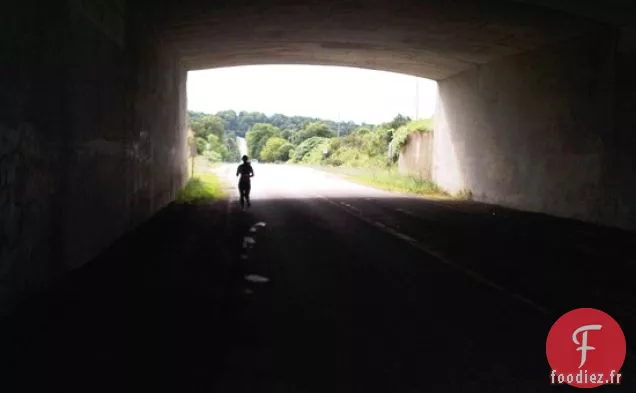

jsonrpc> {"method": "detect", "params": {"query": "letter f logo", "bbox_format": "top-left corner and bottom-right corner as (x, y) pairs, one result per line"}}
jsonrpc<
(573, 324), (602, 368)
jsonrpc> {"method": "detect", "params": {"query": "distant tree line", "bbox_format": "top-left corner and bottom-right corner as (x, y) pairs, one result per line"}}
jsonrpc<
(189, 110), (373, 139)
(188, 109), (431, 168)
(246, 113), (431, 168)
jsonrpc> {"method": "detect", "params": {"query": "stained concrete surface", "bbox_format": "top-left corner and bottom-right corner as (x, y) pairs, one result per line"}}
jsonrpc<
(398, 132), (433, 180)
(434, 29), (636, 229)
(3, 164), (636, 392)
(158, 0), (605, 79)
(1, 0), (188, 314)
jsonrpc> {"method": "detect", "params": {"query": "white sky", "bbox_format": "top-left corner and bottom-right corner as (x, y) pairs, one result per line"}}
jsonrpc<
(187, 65), (437, 125)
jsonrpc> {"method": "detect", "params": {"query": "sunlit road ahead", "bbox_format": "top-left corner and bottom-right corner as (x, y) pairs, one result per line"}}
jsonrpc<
(210, 163), (636, 392)
(217, 162), (397, 199)
(7, 164), (636, 392)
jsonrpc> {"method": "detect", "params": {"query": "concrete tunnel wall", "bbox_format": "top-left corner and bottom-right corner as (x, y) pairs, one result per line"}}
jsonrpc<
(1, 0), (188, 313)
(434, 28), (636, 229)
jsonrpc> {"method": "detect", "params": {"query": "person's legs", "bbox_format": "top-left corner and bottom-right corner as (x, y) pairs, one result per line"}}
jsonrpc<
(245, 184), (251, 206)
(238, 185), (245, 208)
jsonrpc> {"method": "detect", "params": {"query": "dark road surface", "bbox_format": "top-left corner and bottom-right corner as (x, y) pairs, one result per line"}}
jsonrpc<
(3, 164), (636, 392)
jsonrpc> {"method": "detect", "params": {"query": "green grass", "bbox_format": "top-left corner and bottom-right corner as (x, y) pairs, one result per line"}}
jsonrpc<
(306, 165), (448, 198)
(349, 172), (447, 197)
(176, 172), (226, 204)
(455, 188), (473, 200)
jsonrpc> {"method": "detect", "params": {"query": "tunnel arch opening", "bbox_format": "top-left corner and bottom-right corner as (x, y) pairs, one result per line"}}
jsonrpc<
(156, 0), (626, 227)
(183, 64), (440, 194)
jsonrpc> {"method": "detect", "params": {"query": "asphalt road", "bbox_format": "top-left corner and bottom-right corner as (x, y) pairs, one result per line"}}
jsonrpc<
(4, 163), (636, 392)
(216, 163), (636, 392)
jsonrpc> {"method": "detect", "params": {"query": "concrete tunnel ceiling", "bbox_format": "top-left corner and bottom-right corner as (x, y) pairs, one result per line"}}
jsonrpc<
(151, 0), (634, 80)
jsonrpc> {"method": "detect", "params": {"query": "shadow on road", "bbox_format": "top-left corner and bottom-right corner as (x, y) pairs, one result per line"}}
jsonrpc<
(2, 197), (635, 392)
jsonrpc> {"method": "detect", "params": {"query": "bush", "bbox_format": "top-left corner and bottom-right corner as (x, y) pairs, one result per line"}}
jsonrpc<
(301, 138), (331, 164)
(246, 123), (281, 159)
(325, 140), (388, 169)
(176, 173), (225, 203)
(195, 137), (207, 154)
(276, 143), (294, 162)
(294, 122), (335, 144)
(325, 157), (344, 167)
(203, 149), (222, 162)
(260, 137), (288, 162)
(291, 136), (329, 162)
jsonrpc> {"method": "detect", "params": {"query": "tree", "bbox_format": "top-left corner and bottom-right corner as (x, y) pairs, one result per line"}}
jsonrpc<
(260, 137), (289, 162)
(237, 111), (269, 136)
(216, 110), (238, 132)
(188, 111), (207, 122)
(245, 123), (281, 159)
(189, 110), (375, 141)
(281, 129), (293, 141)
(195, 137), (207, 154)
(294, 121), (335, 145)
(387, 114), (411, 130)
(224, 136), (241, 162)
(292, 137), (329, 162)
(190, 115), (225, 139)
(276, 143), (294, 162)
(207, 134), (223, 152)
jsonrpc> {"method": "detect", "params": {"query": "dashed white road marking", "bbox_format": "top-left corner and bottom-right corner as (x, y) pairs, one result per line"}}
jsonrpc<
(317, 194), (552, 316)
(244, 274), (270, 283)
(242, 236), (256, 248)
(339, 201), (362, 214)
(395, 207), (416, 217)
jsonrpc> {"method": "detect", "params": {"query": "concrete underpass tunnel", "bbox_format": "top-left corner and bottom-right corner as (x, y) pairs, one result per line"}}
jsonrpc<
(3, 0), (636, 326)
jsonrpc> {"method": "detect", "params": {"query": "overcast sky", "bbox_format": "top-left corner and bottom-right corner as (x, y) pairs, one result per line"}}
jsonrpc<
(187, 65), (437, 124)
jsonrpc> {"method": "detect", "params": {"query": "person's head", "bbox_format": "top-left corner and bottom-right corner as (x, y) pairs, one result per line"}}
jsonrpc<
(242, 155), (249, 163)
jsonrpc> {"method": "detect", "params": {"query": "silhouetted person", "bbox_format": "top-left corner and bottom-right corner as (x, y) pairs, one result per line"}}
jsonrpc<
(236, 155), (254, 209)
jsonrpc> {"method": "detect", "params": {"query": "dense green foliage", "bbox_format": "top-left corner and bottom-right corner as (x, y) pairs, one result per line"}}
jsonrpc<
(275, 143), (294, 162)
(292, 122), (336, 144)
(189, 110), (432, 170)
(260, 137), (292, 162)
(245, 123), (281, 159)
(323, 127), (387, 168)
(277, 114), (424, 168)
(190, 114), (224, 139)
(244, 114), (431, 168)
(189, 113), (240, 162)
(291, 137), (330, 163)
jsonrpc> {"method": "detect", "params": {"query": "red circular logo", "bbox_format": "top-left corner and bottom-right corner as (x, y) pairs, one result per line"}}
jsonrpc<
(546, 308), (626, 388)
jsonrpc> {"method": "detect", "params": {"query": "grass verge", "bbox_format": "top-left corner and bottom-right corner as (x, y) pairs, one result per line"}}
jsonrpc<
(348, 172), (447, 197)
(176, 171), (226, 204)
(306, 165), (449, 198)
